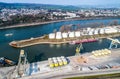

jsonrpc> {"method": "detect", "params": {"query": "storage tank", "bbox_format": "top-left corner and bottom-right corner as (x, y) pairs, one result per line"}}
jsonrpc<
(52, 57), (59, 67)
(48, 58), (54, 68)
(49, 60), (54, 68)
(56, 32), (62, 39)
(52, 57), (56, 60)
(99, 28), (104, 34)
(68, 31), (75, 38)
(57, 57), (63, 66)
(49, 33), (55, 39)
(94, 29), (99, 35)
(88, 29), (94, 35)
(87, 27), (91, 31)
(75, 31), (81, 37)
(104, 27), (118, 34)
(62, 32), (68, 38)
(61, 56), (65, 59)
(48, 58), (52, 61)
(84, 29), (89, 35)
(61, 56), (68, 65)
(62, 59), (68, 65)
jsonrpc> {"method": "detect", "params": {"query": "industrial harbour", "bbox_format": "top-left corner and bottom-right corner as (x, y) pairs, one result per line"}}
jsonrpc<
(0, 18), (120, 79)
(1, 0), (120, 79)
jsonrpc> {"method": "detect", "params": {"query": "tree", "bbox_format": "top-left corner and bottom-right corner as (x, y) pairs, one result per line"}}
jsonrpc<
(59, 25), (65, 32)
(113, 20), (118, 26)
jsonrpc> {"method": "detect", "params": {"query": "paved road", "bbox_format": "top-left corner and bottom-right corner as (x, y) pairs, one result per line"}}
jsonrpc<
(19, 68), (120, 79)
(1, 48), (120, 79)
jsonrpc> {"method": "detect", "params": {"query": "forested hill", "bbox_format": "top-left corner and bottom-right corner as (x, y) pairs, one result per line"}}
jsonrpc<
(0, 2), (80, 11)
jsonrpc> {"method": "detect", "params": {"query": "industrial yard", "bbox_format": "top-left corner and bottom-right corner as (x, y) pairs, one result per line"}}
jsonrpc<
(0, 48), (120, 79)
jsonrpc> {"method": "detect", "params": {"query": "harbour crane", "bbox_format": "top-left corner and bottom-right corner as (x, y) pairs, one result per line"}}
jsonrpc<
(17, 50), (28, 77)
(75, 43), (83, 56)
(107, 37), (120, 49)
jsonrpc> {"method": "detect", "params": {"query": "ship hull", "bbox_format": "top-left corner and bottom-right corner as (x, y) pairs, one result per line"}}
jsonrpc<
(69, 39), (97, 45)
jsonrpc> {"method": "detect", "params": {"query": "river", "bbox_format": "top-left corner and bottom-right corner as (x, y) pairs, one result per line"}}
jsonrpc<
(0, 18), (120, 63)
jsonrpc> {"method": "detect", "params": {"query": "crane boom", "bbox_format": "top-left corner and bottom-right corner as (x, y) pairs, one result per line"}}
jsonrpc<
(75, 43), (83, 56)
(107, 38), (120, 44)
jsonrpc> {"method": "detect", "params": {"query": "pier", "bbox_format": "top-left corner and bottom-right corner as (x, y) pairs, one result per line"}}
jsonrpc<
(9, 26), (120, 48)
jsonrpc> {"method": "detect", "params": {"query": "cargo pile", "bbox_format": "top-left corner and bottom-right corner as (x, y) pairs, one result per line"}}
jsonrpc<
(48, 56), (68, 68)
(92, 49), (111, 57)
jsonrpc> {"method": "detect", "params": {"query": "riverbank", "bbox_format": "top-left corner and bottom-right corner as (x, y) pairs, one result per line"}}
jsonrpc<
(0, 16), (119, 30)
(66, 73), (120, 79)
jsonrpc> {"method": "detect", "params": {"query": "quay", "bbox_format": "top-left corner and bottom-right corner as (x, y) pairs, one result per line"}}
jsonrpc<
(9, 25), (120, 48)
(0, 48), (120, 79)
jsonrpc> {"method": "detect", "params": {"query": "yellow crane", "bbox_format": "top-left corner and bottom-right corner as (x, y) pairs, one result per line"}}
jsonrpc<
(75, 43), (83, 56)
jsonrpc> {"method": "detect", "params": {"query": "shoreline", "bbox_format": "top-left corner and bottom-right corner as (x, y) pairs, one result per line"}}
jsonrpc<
(0, 17), (119, 30)
(9, 27), (120, 48)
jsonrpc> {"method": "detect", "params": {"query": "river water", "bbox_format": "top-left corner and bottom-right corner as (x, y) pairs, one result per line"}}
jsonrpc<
(0, 18), (120, 63)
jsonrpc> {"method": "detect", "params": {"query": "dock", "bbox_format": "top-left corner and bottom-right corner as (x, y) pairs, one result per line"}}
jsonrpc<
(9, 26), (120, 48)
(0, 48), (120, 79)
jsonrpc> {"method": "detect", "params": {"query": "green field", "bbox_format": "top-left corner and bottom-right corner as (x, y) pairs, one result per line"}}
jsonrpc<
(65, 73), (120, 79)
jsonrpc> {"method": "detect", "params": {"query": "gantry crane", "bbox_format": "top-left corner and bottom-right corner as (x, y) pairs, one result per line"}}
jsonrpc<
(17, 50), (28, 77)
(107, 37), (120, 49)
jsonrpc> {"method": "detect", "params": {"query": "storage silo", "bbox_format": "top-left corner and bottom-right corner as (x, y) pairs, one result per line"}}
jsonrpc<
(48, 58), (54, 68)
(56, 32), (62, 39)
(99, 28), (105, 34)
(52, 57), (59, 67)
(57, 57), (63, 66)
(49, 33), (55, 39)
(62, 32), (68, 38)
(68, 31), (75, 38)
(75, 31), (81, 37)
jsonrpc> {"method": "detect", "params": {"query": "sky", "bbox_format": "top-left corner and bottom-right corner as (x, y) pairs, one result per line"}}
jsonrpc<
(0, 0), (120, 5)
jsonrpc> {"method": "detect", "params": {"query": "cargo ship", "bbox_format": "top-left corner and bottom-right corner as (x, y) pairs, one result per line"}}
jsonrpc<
(9, 26), (120, 48)
(69, 38), (98, 45)
(5, 33), (13, 37)
(0, 57), (16, 66)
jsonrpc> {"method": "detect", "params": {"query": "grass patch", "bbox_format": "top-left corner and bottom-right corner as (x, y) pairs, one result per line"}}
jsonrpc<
(65, 73), (120, 79)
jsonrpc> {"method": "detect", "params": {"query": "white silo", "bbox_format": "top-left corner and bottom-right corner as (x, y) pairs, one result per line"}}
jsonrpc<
(62, 32), (68, 38)
(49, 33), (55, 39)
(75, 31), (81, 37)
(56, 32), (62, 39)
(68, 31), (75, 38)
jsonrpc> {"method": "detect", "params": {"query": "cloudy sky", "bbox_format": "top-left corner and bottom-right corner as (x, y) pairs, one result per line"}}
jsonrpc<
(0, 0), (120, 5)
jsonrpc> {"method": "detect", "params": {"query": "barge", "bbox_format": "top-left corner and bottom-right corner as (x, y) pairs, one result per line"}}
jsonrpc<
(69, 38), (98, 45)
(0, 57), (16, 66)
(9, 26), (120, 48)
